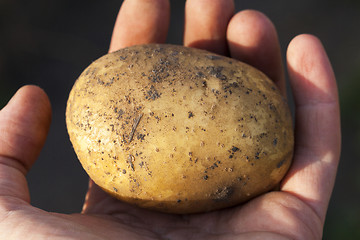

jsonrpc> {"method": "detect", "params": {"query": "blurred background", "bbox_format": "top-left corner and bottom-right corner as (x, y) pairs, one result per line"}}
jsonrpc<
(0, 0), (359, 238)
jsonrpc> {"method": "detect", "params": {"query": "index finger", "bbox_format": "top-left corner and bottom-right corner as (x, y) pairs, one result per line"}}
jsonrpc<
(109, 0), (170, 53)
(84, 0), (170, 209)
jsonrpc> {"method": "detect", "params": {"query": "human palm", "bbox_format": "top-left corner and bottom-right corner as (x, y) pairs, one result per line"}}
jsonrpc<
(0, 0), (340, 239)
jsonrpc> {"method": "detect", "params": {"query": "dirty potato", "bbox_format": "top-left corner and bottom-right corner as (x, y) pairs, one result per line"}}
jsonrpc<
(66, 44), (294, 214)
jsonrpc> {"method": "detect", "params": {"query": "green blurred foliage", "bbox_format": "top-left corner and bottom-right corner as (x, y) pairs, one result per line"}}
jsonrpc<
(324, 208), (360, 239)
(340, 69), (360, 150)
(0, 83), (13, 109)
(324, 67), (360, 239)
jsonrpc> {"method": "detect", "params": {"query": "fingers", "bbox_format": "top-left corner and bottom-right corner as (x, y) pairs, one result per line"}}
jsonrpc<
(109, 0), (170, 52)
(85, 0), (171, 210)
(184, 0), (235, 55)
(0, 85), (51, 202)
(82, 180), (112, 214)
(227, 10), (286, 95)
(281, 34), (341, 223)
(185, 5), (285, 94)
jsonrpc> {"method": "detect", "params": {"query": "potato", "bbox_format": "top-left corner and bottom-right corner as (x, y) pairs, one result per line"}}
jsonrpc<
(66, 44), (294, 214)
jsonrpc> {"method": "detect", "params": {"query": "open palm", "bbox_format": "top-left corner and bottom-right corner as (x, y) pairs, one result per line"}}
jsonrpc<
(0, 0), (340, 239)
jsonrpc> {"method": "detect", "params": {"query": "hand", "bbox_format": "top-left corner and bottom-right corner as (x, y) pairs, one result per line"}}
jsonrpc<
(0, 0), (341, 239)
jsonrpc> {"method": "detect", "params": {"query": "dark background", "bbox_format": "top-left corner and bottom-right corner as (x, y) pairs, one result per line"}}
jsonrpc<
(1, 0), (359, 238)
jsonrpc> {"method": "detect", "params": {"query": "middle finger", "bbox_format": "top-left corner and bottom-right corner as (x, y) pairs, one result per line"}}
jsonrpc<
(183, 0), (235, 55)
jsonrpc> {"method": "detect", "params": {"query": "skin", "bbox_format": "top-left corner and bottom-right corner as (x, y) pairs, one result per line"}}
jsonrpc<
(0, 0), (341, 239)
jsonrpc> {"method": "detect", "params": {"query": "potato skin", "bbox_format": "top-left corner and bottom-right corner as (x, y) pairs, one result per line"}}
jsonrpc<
(66, 44), (294, 214)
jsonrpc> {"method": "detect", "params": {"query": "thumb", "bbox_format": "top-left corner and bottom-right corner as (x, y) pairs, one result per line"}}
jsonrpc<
(0, 85), (51, 202)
